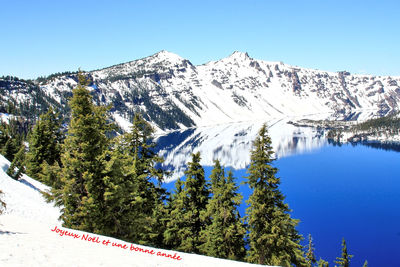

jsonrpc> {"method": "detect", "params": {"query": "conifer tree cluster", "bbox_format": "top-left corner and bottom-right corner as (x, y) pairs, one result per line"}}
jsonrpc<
(305, 236), (358, 267)
(56, 74), (113, 232)
(25, 107), (63, 185)
(98, 113), (166, 245)
(1, 118), (26, 180)
(36, 74), (168, 246)
(164, 154), (247, 260)
(0, 72), (363, 265)
(164, 152), (209, 253)
(6, 145), (26, 180)
(0, 120), (24, 162)
(198, 160), (246, 260)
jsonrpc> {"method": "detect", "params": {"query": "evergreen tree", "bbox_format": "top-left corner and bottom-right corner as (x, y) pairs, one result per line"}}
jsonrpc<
(58, 73), (112, 232)
(164, 177), (185, 249)
(2, 135), (20, 162)
(164, 152), (209, 253)
(0, 189), (6, 215)
(1, 119), (25, 162)
(245, 124), (306, 266)
(39, 161), (62, 189)
(123, 113), (164, 184)
(305, 234), (317, 266)
(0, 123), (9, 149)
(6, 144), (26, 180)
(121, 113), (165, 244)
(146, 192), (169, 248)
(100, 114), (166, 246)
(317, 258), (329, 267)
(198, 160), (246, 260)
(100, 141), (134, 238)
(334, 238), (353, 267)
(25, 107), (63, 182)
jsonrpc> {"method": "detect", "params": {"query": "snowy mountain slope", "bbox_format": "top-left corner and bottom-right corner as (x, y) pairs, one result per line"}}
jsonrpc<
(0, 77), (63, 122)
(3, 51), (400, 131)
(0, 155), (268, 266)
(51, 51), (400, 129)
(0, 155), (61, 225)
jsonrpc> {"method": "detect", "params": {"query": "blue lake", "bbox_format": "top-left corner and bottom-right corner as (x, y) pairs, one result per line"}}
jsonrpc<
(163, 142), (400, 266)
(275, 143), (400, 267)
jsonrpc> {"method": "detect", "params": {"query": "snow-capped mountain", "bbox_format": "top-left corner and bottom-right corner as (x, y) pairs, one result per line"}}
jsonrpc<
(2, 50), (400, 131)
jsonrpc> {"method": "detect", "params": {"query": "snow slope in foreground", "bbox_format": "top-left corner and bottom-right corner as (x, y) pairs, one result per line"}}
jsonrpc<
(0, 155), (268, 267)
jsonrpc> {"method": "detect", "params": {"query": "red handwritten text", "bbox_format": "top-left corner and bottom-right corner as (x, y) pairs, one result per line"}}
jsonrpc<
(81, 234), (101, 244)
(51, 226), (80, 239)
(156, 251), (182, 260)
(51, 226), (183, 261)
(130, 244), (156, 255)
(112, 242), (128, 249)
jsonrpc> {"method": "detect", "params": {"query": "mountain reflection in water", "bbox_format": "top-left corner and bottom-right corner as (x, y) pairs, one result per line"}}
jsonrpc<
(155, 119), (328, 181)
(155, 117), (400, 267)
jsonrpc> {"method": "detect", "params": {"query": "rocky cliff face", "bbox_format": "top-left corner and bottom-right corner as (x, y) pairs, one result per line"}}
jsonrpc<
(2, 51), (400, 131)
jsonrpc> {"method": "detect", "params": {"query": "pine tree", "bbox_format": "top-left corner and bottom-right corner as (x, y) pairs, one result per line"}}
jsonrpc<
(38, 161), (62, 189)
(100, 114), (166, 245)
(164, 178), (185, 249)
(98, 140), (129, 237)
(146, 192), (169, 248)
(334, 238), (353, 267)
(2, 136), (19, 162)
(0, 123), (9, 149)
(123, 113), (164, 184)
(246, 124), (306, 266)
(317, 258), (329, 267)
(58, 73), (112, 232)
(25, 107), (63, 182)
(198, 160), (246, 260)
(120, 113), (165, 244)
(6, 144), (26, 180)
(305, 234), (317, 266)
(0, 120), (23, 162)
(100, 141), (134, 238)
(0, 189), (6, 215)
(164, 152), (209, 253)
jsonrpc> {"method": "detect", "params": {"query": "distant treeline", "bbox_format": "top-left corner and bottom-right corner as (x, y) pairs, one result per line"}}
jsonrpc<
(36, 71), (79, 84)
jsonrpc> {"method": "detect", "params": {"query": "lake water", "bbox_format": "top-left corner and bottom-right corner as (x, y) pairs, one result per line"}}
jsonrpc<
(157, 121), (400, 267)
(276, 144), (400, 266)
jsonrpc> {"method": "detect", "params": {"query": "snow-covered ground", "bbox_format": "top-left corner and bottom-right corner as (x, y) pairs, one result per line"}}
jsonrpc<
(0, 154), (267, 267)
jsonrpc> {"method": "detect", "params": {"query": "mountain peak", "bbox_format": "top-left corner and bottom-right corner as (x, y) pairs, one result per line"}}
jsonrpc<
(154, 50), (176, 56)
(229, 51), (251, 60)
(151, 50), (185, 63)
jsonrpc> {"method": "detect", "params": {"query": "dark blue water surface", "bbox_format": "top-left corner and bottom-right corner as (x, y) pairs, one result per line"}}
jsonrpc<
(276, 144), (400, 267)
(164, 143), (400, 266)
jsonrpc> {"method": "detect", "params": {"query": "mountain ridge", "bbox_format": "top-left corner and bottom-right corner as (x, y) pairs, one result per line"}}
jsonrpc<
(1, 51), (400, 132)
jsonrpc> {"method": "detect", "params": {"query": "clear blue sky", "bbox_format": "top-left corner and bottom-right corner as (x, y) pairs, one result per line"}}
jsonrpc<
(1, 0), (399, 79)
